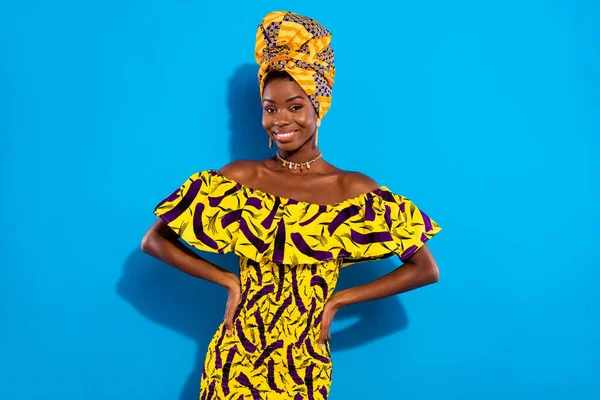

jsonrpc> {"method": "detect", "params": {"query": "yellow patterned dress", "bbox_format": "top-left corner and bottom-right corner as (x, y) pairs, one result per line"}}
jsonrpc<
(153, 170), (442, 400)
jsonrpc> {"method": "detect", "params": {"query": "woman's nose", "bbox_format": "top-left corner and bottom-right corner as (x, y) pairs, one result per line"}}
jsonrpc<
(273, 110), (290, 126)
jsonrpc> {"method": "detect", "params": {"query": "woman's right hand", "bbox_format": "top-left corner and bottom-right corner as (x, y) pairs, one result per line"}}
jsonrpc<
(223, 273), (241, 336)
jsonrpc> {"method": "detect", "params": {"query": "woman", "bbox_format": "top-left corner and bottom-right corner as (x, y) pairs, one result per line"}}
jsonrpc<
(142, 11), (442, 400)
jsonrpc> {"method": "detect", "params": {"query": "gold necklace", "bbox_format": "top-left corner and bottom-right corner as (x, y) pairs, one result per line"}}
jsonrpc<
(276, 151), (322, 171)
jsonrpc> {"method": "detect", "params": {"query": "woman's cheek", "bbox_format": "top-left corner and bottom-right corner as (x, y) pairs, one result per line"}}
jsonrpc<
(262, 115), (272, 130)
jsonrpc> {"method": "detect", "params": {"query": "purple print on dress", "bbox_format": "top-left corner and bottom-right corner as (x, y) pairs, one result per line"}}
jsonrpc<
(364, 193), (375, 221)
(209, 183), (241, 207)
(287, 344), (305, 385)
(319, 386), (328, 399)
(254, 309), (267, 348)
(268, 294), (292, 333)
(214, 324), (227, 369)
(384, 205), (392, 229)
(300, 205), (327, 226)
(235, 373), (261, 400)
(304, 338), (330, 364)
(374, 188), (395, 203)
(314, 310), (322, 328)
(233, 277), (251, 322)
(155, 188), (181, 209)
(239, 218), (269, 253)
(291, 233), (333, 261)
(350, 229), (393, 245)
(221, 209), (242, 228)
(222, 345), (239, 396)
(236, 318), (257, 353)
(328, 205), (361, 235)
(159, 179), (202, 223)
(193, 203), (219, 250)
(337, 249), (351, 258)
(267, 358), (285, 394)
(206, 379), (215, 400)
(400, 244), (418, 261)
(292, 266), (307, 314)
(261, 196), (281, 229)
(296, 298), (316, 348)
(420, 209), (433, 231)
(245, 197), (263, 209)
(305, 363), (315, 400)
(246, 284), (275, 310)
(273, 218), (287, 263)
(310, 275), (328, 300)
(247, 259), (263, 286)
(253, 339), (284, 369)
(276, 264), (285, 301)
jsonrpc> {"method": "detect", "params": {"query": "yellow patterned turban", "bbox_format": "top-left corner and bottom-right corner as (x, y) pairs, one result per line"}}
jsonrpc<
(255, 11), (336, 119)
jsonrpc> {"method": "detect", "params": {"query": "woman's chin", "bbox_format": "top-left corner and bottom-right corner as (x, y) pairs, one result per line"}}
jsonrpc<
(275, 140), (303, 151)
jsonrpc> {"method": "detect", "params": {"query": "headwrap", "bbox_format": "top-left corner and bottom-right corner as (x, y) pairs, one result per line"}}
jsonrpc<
(255, 11), (336, 119)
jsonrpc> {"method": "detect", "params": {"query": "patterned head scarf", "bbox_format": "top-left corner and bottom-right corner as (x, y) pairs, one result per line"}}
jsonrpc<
(255, 11), (336, 119)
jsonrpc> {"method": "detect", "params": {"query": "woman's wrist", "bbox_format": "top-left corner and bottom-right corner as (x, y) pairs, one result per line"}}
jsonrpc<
(223, 271), (240, 292)
(329, 289), (350, 310)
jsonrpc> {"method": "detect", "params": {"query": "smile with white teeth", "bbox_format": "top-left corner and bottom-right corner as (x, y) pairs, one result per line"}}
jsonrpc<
(273, 130), (299, 140)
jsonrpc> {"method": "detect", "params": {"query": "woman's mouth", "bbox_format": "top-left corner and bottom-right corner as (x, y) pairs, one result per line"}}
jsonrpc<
(273, 130), (299, 142)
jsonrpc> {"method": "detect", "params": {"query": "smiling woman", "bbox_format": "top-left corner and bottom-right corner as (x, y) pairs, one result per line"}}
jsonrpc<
(141, 10), (442, 400)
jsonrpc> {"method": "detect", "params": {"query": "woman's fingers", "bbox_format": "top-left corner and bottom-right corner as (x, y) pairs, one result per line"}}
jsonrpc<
(319, 318), (330, 348)
(225, 293), (240, 336)
(223, 276), (241, 336)
(318, 298), (340, 348)
(224, 302), (236, 335)
(225, 319), (232, 335)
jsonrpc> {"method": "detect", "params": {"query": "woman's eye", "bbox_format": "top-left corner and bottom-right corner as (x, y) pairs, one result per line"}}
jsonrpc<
(265, 108), (275, 114)
(290, 105), (302, 112)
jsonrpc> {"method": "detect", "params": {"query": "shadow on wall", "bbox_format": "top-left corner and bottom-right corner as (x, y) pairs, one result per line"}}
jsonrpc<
(117, 64), (409, 400)
(227, 63), (272, 162)
(117, 249), (237, 400)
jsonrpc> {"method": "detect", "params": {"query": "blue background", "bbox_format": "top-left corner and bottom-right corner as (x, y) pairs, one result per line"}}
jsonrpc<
(2, 1), (599, 399)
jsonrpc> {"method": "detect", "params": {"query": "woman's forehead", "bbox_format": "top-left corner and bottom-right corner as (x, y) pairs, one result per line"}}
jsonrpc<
(263, 79), (308, 99)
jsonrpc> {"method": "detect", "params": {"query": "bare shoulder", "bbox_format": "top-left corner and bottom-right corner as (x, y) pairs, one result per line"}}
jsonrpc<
(218, 160), (259, 182)
(341, 171), (379, 198)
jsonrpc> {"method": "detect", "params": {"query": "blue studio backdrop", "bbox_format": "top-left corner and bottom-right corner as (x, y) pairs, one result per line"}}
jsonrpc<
(1, 1), (599, 399)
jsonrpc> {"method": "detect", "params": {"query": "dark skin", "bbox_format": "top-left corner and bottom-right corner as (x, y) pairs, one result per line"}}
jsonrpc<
(141, 77), (440, 349)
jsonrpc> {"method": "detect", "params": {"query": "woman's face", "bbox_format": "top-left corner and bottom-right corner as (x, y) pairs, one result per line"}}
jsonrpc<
(262, 78), (318, 152)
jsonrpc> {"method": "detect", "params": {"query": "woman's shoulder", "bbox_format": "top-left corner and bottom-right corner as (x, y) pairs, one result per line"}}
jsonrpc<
(217, 159), (261, 182)
(339, 170), (379, 199)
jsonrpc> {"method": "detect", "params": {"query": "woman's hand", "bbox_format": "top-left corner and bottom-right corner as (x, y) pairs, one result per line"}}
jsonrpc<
(318, 292), (344, 348)
(223, 273), (241, 336)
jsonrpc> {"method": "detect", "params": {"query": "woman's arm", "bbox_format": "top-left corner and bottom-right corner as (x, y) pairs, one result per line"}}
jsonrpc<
(142, 219), (241, 334)
(141, 219), (239, 291)
(332, 173), (440, 307)
(335, 245), (439, 307)
(318, 245), (439, 346)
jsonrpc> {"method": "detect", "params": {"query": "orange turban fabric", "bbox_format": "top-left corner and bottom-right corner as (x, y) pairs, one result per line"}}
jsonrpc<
(255, 11), (336, 119)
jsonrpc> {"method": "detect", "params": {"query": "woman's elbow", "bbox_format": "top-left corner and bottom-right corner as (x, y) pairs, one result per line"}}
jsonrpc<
(141, 231), (155, 254)
(419, 261), (440, 285)
(425, 262), (440, 284)
(141, 219), (175, 254)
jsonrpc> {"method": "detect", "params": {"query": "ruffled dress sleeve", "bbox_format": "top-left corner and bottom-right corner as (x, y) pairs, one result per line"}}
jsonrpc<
(153, 170), (240, 255)
(321, 188), (441, 266)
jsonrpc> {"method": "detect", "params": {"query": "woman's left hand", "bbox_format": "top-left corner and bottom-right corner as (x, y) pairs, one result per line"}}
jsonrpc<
(318, 292), (343, 348)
